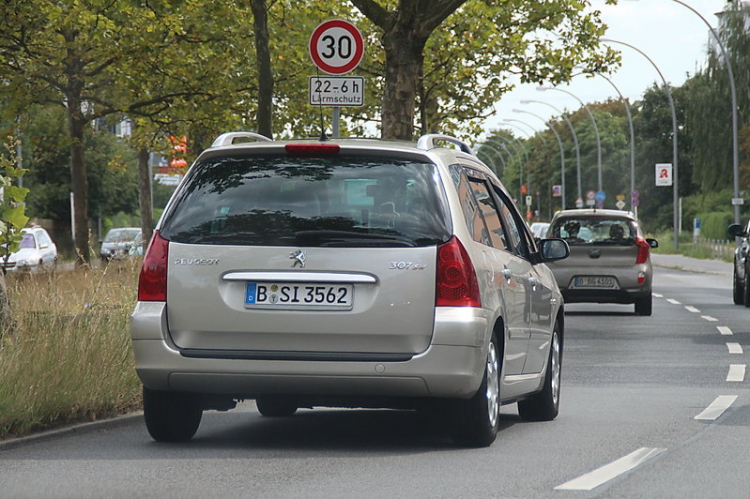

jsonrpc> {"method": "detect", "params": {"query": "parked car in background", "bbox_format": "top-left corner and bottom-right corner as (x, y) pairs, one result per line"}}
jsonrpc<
(100, 227), (142, 261)
(131, 131), (570, 447)
(547, 209), (658, 315)
(1, 226), (57, 272)
(530, 222), (550, 239)
(728, 221), (750, 305)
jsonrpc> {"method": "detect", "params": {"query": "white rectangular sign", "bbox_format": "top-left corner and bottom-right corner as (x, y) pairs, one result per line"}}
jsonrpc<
(655, 163), (673, 186)
(309, 76), (364, 107)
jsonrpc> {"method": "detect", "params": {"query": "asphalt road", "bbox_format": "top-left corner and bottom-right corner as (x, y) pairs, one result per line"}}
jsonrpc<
(2, 254), (749, 498)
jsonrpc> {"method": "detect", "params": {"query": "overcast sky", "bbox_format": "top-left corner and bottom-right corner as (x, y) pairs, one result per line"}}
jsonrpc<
(484, 0), (736, 138)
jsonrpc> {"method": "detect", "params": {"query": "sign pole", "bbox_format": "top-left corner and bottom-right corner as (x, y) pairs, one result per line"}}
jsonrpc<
(332, 107), (340, 138)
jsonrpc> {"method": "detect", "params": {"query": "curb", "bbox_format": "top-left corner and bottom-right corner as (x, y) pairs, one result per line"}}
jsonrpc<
(0, 411), (143, 451)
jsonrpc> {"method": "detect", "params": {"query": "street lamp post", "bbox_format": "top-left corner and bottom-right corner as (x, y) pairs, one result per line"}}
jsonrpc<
(476, 144), (507, 174)
(602, 38), (679, 250)
(503, 119), (550, 216)
(595, 73), (637, 216)
(668, 0), (741, 224)
(538, 86), (602, 194)
(486, 135), (526, 196)
(521, 99), (582, 203)
(513, 108), (566, 210)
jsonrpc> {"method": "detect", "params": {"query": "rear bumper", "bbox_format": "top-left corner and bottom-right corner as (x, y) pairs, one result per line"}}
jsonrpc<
(561, 287), (651, 304)
(130, 302), (490, 399)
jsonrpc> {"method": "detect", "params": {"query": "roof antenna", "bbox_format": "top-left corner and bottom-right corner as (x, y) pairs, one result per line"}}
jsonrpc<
(314, 69), (328, 141)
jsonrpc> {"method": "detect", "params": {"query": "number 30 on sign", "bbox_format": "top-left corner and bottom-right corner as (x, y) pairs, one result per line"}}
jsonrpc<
(309, 20), (365, 75)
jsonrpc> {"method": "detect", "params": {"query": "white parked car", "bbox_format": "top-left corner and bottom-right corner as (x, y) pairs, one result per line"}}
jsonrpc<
(1, 226), (57, 272)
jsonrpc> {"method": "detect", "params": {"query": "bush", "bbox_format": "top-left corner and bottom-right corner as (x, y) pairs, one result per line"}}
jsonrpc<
(695, 211), (733, 240)
(0, 261), (142, 438)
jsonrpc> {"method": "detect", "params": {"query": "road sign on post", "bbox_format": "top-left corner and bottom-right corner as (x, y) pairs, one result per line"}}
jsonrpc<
(309, 20), (365, 139)
(656, 163), (673, 186)
(309, 20), (365, 75)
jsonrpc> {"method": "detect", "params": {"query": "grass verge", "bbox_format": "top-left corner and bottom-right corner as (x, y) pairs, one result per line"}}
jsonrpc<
(0, 260), (142, 440)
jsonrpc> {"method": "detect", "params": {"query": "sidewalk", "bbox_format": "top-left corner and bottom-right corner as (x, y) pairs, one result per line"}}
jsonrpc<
(651, 253), (733, 277)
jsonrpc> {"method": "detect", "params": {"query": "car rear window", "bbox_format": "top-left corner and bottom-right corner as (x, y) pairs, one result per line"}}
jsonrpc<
(159, 154), (451, 247)
(549, 217), (635, 245)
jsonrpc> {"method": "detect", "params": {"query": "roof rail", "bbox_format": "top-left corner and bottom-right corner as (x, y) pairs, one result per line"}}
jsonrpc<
(211, 132), (272, 148)
(416, 134), (475, 156)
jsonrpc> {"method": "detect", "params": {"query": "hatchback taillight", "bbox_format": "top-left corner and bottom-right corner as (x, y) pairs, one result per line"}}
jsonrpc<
(436, 236), (481, 308)
(138, 231), (169, 302)
(635, 237), (650, 264)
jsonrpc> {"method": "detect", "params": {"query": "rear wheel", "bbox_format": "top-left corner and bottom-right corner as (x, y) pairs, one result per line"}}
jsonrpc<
(143, 387), (202, 442)
(733, 268), (744, 305)
(518, 323), (561, 421)
(255, 396), (298, 417)
(634, 295), (652, 316)
(449, 333), (500, 447)
(743, 266), (750, 308)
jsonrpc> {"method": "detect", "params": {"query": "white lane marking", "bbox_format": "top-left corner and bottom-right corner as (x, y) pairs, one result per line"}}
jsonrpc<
(555, 448), (665, 491)
(727, 343), (743, 354)
(718, 326), (734, 336)
(702, 316), (719, 322)
(667, 299), (681, 305)
(684, 306), (700, 313)
(653, 293), (663, 298)
(727, 364), (746, 382)
(695, 395), (738, 420)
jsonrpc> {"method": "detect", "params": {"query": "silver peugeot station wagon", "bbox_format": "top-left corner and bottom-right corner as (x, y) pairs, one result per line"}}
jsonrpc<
(131, 132), (569, 447)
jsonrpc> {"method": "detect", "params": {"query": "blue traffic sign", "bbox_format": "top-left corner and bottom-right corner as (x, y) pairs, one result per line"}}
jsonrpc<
(595, 190), (606, 202)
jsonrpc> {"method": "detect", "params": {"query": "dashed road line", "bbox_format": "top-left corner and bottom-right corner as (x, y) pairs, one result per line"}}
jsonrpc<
(717, 326), (734, 336)
(653, 293), (663, 298)
(727, 343), (743, 354)
(554, 448), (665, 491)
(695, 395), (738, 420)
(727, 364), (746, 382)
(666, 298), (681, 305)
(684, 306), (700, 313)
(702, 316), (719, 322)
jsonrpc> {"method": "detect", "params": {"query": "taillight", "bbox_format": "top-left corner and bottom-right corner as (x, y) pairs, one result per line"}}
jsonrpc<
(436, 236), (481, 308)
(138, 230), (169, 302)
(285, 143), (340, 154)
(635, 237), (650, 264)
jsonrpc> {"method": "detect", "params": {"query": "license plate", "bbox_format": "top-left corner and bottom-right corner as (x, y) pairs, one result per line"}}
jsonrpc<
(573, 276), (617, 288)
(244, 282), (353, 310)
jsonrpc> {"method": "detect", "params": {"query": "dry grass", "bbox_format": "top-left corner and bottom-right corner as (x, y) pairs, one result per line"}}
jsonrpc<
(0, 260), (143, 439)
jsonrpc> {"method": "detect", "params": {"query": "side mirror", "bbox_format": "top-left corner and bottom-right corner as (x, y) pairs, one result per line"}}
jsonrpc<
(646, 238), (658, 249)
(728, 223), (747, 238)
(539, 238), (569, 262)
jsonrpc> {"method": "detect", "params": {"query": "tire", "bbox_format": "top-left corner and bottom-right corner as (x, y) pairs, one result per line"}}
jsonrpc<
(143, 387), (202, 442)
(733, 269), (744, 305)
(743, 269), (750, 308)
(634, 295), (652, 316)
(255, 396), (298, 417)
(518, 323), (561, 422)
(449, 333), (500, 448)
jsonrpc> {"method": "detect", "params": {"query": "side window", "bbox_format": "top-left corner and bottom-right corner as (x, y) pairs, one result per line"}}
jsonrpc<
(491, 186), (532, 258)
(454, 168), (489, 246)
(466, 177), (509, 251)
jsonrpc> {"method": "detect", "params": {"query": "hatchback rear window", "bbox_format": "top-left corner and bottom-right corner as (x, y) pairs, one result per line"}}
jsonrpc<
(549, 217), (635, 245)
(159, 155), (451, 247)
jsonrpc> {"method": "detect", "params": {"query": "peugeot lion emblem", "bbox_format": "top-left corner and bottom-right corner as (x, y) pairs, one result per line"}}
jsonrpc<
(290, 249), (306, 268)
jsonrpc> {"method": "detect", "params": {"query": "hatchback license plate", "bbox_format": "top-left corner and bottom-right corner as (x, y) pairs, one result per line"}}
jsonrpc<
(573, 276), (617, 288)
(245, 282), (353, 309)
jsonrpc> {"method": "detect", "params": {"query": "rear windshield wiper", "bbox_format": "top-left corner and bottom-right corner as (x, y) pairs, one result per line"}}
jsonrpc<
(294, 230), (417, 247)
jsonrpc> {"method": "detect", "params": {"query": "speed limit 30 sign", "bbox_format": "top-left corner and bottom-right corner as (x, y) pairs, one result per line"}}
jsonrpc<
(309, 20), (364, 75)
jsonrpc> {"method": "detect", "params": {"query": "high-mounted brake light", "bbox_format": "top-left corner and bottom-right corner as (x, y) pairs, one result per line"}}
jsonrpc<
(138, 230), (169, 302)
(635, 237), (650, 264)
(436, 236), (481, 308)
(285, 144), (341, 155)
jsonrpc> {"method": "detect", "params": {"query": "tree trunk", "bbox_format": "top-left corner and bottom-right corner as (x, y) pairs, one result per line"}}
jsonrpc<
(67, 98), (90, 265)
(251, 0), (273, 139)
(137, 147), (154, 245)
(381, 27), (426, 140)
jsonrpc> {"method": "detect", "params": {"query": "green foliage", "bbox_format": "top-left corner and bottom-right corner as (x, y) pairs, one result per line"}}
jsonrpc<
(0, 136), (29, 272)
(694, 211), (734, 241)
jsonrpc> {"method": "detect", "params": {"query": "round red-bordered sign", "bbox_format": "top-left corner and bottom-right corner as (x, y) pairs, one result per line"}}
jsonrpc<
(309, 20), (364, 75)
